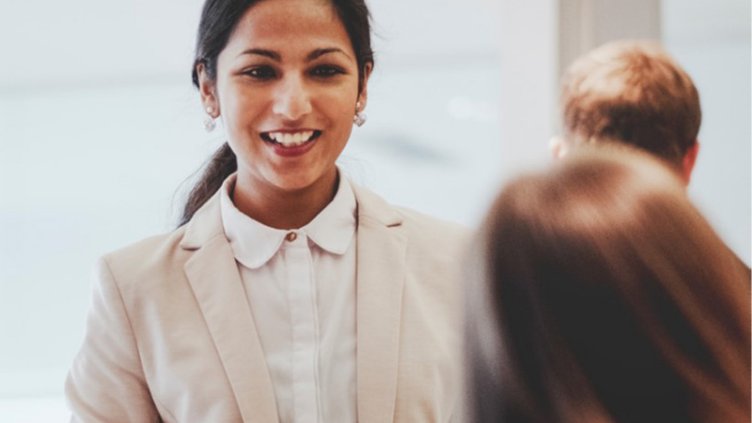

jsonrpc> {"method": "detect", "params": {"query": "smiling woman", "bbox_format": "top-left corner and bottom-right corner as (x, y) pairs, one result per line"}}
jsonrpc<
(194, 0), (370, 229)
(63, 0), (469, 422)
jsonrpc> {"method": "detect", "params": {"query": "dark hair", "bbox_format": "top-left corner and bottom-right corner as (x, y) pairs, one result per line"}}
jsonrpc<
(180, 0), (375, 226)
(466, 146), (750, 423)
(561, 41), (701, 167)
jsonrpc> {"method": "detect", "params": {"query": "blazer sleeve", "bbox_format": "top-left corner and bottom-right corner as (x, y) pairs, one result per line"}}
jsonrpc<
(65, 258), (162, 422)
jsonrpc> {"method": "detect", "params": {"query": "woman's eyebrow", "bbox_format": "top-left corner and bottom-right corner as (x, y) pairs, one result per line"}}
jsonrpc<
(307, 47), (352, 61)
(239, 48), (281, 60)
(237, 47), (352, 62)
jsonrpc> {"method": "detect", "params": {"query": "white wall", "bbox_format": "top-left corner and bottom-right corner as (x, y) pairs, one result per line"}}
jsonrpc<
(663, 0), (751, 264)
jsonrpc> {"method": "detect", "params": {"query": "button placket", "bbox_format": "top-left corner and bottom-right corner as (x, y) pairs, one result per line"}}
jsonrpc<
(283, 232), (319, 422)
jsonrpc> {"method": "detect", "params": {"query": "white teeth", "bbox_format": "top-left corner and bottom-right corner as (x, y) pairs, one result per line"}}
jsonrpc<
(267, 130), (315, 146)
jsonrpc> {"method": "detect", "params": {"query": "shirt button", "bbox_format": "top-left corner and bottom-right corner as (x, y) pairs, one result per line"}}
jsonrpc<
(285, 232), (298, 242)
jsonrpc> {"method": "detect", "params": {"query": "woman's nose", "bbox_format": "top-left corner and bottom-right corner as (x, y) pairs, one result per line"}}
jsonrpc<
(272, 76), (313, 121)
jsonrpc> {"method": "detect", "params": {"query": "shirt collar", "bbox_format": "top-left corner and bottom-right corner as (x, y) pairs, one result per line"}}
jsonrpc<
(305, 174), (357, 255)
(219, 172), (357, 269)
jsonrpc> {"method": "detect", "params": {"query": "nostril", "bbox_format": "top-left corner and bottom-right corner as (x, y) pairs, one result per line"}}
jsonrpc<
(272, 93), (313, 119)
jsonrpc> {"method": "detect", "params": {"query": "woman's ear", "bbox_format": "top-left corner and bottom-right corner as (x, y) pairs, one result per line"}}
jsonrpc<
(356, 63), (373, 111)
(197, 63), (219, 117)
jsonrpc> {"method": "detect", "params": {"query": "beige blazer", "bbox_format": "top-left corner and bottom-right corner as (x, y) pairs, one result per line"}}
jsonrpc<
(66, 183), (469, 423)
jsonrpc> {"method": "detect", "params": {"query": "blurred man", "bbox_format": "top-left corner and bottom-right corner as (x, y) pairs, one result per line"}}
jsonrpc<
(552, 41), (700, 185)
(552, 40), (749, 276)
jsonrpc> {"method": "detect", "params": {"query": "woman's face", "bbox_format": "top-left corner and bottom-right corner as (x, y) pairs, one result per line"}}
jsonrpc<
(202, 0), (368, 195)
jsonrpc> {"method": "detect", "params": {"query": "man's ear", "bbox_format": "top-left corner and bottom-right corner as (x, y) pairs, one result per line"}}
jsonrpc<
(197, 63), (219, 117)
(549, 136), (568, 160)
(680, 141), (700, 186)
(356, 63), (373, 111)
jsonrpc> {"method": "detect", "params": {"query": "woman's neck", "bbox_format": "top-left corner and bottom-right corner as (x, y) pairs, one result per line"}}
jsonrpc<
(231, 170), (339, 230)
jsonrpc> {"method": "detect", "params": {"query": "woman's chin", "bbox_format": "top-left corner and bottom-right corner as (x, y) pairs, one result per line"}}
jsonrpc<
(265, 169), (336, 194)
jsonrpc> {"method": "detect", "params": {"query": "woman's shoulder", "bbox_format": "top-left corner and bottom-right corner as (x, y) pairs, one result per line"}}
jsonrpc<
(350, 182), (470, 252)
(97, 226), (192, 289)
(99, 192), (224, 284)
(394, 206), (469, 244)
(105, 226), (186, 260)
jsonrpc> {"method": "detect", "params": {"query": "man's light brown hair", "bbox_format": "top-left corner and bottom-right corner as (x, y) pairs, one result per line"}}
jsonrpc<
(561, 41), (701, 167)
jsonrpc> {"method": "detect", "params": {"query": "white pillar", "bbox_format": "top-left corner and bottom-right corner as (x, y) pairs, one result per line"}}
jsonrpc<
(497, 0), (559, 178)
(558, 0), (662, 76)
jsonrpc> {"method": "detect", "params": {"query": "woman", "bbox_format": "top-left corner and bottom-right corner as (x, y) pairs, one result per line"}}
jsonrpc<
(66, 0), (468, 421)
(466, 146), (750, 423)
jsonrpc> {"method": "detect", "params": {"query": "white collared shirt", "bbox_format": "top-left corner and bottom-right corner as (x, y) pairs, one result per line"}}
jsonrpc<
(219, 173), (357, 423)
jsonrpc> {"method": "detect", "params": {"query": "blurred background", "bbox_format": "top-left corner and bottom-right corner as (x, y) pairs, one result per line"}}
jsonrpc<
(0, 0), (748, 420)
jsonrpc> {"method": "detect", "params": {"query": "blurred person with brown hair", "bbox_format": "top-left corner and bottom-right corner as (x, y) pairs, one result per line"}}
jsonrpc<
(465, 145), (751, 423)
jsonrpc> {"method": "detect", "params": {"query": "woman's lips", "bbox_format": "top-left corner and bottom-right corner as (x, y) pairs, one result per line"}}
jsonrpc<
(260, 130), (321, 157)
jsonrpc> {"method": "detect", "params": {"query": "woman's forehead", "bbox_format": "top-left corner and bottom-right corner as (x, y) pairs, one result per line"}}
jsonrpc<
(223, 0), (353, 58)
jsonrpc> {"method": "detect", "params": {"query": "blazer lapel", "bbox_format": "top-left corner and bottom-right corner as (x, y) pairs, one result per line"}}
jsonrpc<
(352, 185), (407, 423)
(181, 194), (279, 423)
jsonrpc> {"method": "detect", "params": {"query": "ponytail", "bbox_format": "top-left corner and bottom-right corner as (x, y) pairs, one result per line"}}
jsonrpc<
(179, 142), (236, 226)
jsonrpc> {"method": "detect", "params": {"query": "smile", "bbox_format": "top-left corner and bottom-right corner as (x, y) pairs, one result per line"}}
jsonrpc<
(260, 130), (322, 147)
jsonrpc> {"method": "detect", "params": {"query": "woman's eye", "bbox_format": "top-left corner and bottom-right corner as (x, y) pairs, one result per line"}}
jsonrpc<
(243, 66), (277, 80)
(310, 65), (344, 78)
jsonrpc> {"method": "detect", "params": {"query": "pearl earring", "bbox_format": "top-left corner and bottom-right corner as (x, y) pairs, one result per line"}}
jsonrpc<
(353, 101), (367, 127)
(204, 106), (216, 132)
